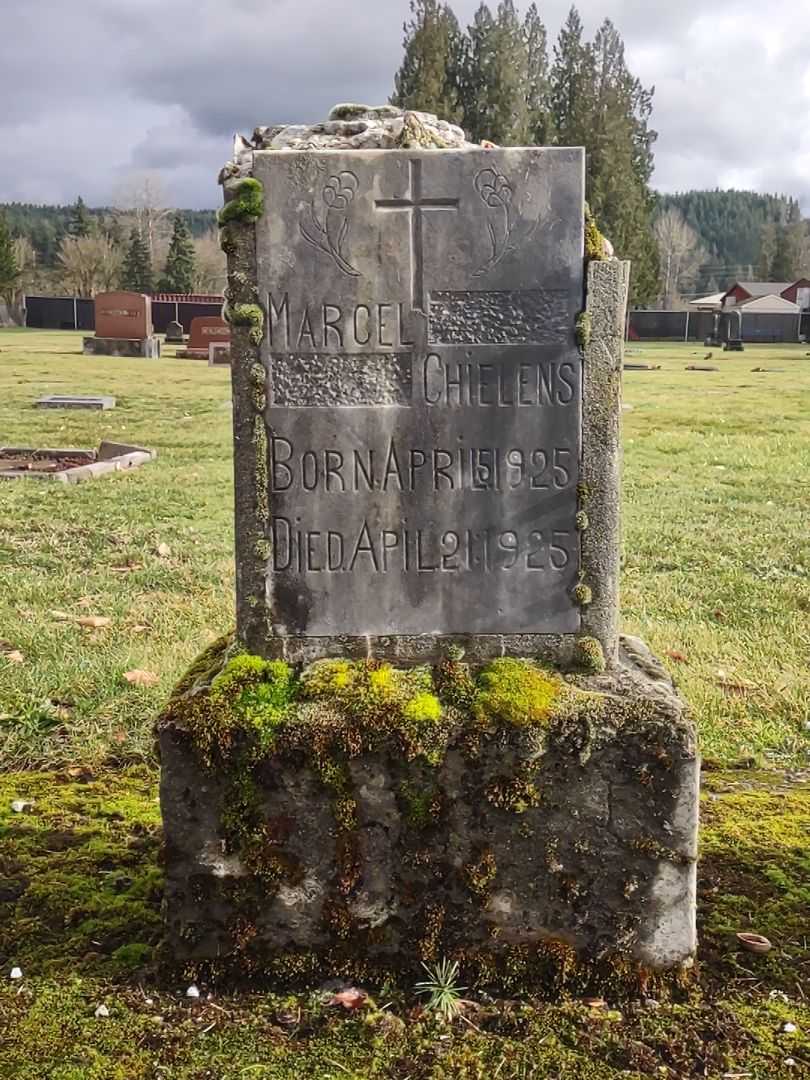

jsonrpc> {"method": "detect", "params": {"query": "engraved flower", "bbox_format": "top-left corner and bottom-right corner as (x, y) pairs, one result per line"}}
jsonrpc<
(322, 171), (359, 210)
(474, 167), (513, 209)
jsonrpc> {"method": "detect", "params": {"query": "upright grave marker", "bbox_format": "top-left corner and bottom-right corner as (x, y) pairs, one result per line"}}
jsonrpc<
(237, 147), (601, 662)
(179, 315), (231, 359)
(159, 108), (698, 988)
(83, 291), (161, 358)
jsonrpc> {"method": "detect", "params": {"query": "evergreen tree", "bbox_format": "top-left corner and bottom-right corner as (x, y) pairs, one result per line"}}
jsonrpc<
(758, 221), (777, 280)
(0, 212), (20, 305)
(549, 6), (590, 146)
(460, 2), (532, 144)
(523, 3), (550, 144)
(160, 213), (196, 293)
(121, 228), (153, 293)
(771, 222), (803, 281)
(391, 0), (463, 122)
(67, 196), (92, 238)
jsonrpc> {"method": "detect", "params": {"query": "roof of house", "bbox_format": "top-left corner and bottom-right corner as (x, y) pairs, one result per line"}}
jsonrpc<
(731, 281), (793, 298)
(688, 292), (725, 309)
(739, 293), (800, 313)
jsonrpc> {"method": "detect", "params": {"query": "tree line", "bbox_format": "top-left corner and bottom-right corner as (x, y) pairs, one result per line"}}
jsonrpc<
(0, 178), (223, 321)
(392, 1), (659, 303)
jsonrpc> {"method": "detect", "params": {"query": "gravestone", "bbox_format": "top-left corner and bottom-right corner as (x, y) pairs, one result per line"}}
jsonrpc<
(35, 394), (116, 410)
(179, 316), (230, 358)
(165, 319), (186, 343)
(83, 291), (161, 358)
(158, 107), (698, 992)
(208, 342), (231, 365)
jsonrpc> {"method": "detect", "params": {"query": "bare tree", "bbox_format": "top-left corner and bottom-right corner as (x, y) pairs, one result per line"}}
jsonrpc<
(57, 234), (123, 297)
(192, 228), (227, 294)
(114, 171), (173, 265)
(10, 237), (37, 321)
(654, 208), (707, 308)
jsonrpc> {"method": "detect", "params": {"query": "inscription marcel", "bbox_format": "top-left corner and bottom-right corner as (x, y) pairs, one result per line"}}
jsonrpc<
(272, 519), (574, 575)
(270, 438), (574, 493)
(269, 293), (413, 350)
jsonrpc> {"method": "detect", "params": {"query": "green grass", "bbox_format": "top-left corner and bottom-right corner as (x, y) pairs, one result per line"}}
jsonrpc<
(1, 330), (809, 1075)
(0, 767), (807, 1078)
(1, 330), (808, 768)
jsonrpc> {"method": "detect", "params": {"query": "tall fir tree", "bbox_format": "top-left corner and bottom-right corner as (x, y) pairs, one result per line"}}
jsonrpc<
(549, 6), (590, 147)
(67, 196), (92, 238)
(758, 221), (777, 279)
(121, 228), (153, 293)
(391, 0), (463, 122)
(461, 2), (531, 144)
(523, 3), (550, 144)
(0, 212), (19, 304)
(160, 213), (196, 293)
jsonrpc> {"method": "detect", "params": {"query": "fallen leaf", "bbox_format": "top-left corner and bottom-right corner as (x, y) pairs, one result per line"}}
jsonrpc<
(111, 564), (143, 573)
(49, 610), (71, 621)
(112, 730), (128, 744)
(713, 609), (726, 622)
(131, 624), (150, 634)
(123, 669), (159, 687)
(714, 670), (757, 697)
(77, 616), (111, 629)
(329, 988), (368, 1011)
(2, 650), (24, 664)
(156, 543), (171, 558)
(664, 649), (689, 663)
(77, 597), (95, 608)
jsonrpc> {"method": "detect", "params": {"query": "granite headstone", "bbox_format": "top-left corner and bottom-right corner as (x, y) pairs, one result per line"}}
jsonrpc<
(232, 147), (612, 664)
(83, 291), (160, 358)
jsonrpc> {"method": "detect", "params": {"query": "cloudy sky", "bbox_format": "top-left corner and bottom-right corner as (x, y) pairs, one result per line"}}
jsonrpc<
(3, 0), (809, 211)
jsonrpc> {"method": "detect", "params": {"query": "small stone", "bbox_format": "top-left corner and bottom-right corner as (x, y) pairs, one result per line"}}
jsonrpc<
(784, 1058), (796, 1067)
(9, 967), (22, 980)
(782, 1022), (797, 1034)
(10, 801), (32, 814)
(186, 984), (200, 999)
(94, 1004), (110, 1018)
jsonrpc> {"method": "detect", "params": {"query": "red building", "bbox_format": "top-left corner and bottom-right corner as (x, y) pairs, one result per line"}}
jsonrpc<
(722, 279), (810, 309)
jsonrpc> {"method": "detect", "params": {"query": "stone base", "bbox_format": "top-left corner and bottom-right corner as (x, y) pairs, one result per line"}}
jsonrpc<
(175, 349), (209, 360)
(165, 334), (186, 344)
(83, 335), (161, 358)
(157, 636), (698, 991)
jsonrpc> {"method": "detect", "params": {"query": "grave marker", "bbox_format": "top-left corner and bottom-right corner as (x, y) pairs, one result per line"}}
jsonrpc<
(83, 291), (161, 358)
(159, 107), (698, 990)
(179, 316), (230, 358)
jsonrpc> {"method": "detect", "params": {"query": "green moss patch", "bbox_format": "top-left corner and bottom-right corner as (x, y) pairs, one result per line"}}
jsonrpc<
(0, 769), (807, 1075)
(218, 178), (264, 225)
(0, 768), (161, 980)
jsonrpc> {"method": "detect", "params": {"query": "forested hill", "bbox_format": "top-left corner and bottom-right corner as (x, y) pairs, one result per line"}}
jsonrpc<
(657, 189), (800, 291)
(0, 203), (216, 267)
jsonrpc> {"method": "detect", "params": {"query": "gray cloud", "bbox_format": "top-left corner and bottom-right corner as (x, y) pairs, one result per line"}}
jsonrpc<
(1, 0), (808, 210)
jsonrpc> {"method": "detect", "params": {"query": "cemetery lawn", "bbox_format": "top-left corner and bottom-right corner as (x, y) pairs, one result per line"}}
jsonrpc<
(0, 330), (809, 1076)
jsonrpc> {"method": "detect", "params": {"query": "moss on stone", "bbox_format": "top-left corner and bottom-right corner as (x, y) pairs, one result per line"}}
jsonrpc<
(575, 311), (592, 348)
(573, 636), (606, 674)
(218, 178), (264, 225)
(228, 303), (265, 346)
(474, 658), (560, 728)
(575, 509), (589, 531)
(584, 202), (607, 262)
(574, 582), (593, 607)
(397, 111), (450, 149)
